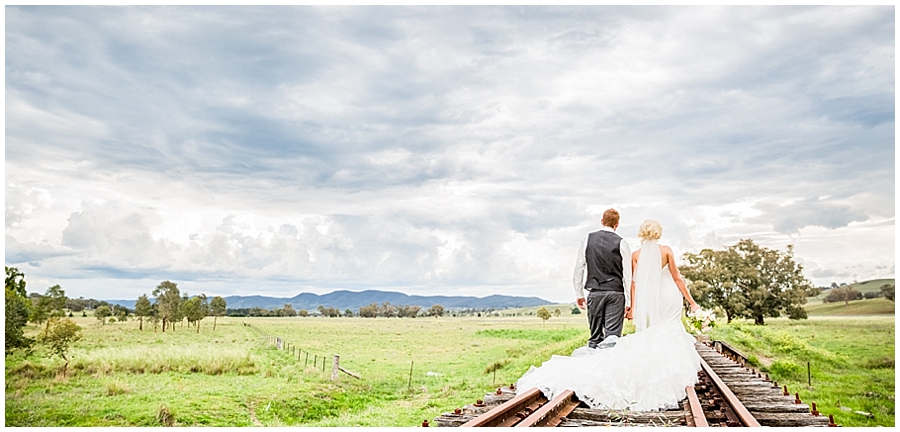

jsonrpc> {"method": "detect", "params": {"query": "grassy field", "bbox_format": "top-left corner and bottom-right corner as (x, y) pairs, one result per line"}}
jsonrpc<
(707, 316), (894, 427)
(805, 297), (894, 316)
(5, 309), (893, 427)
(5, 313), (594, 426)
(806, 278), (894, 305)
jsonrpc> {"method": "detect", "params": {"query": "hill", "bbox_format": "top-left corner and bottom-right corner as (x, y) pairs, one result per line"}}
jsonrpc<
(106, 289), (553, 311)
(805, 298), (894, 316)
(807, 278), (894, 305)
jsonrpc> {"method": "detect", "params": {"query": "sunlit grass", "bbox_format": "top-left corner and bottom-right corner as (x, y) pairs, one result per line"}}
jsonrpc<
(708, 316), (894, 427)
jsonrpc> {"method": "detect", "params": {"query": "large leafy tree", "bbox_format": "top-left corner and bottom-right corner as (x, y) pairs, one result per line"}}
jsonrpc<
(209, 296), (226, 331)
(134, 294), (153, 331)
(5, 266), (33, 355)
(152, 280), (181, 332)
(824, 286), (861, 305)
(680, 239), (817, 325)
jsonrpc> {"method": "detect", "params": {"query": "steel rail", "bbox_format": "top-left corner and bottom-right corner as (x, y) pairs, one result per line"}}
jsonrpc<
(698, 357), (761, 427)
(460, 387), (546, 427)
(515, 389), (580, 427)
(684, 385), (709, 427)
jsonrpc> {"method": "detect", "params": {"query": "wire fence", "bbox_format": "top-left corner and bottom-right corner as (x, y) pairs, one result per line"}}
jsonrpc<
(243, 322), (361, 381)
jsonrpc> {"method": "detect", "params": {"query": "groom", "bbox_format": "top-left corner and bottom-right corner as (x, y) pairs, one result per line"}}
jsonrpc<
(573, 208), (633, 348)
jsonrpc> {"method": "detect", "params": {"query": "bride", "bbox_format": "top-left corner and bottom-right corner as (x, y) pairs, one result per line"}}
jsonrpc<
(516, 219), (702, 411)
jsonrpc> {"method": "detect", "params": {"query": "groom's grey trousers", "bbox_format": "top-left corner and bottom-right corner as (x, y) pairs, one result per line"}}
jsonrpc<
(586, 290), (625, 348)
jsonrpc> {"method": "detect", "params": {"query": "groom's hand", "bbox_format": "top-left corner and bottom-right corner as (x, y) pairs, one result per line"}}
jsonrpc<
(624, 307), (633, 320)
(576, 297), (586, 310)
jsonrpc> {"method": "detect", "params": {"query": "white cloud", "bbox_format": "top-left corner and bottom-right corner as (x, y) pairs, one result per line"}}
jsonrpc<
(4, 6), (893, 302)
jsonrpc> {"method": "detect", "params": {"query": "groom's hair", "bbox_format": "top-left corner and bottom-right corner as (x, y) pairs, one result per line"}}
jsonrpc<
(601, 209), (620, 228)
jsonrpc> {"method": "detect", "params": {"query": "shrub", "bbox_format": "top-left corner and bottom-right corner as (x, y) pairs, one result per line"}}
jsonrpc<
(107, 381), (130, 396)
(767, 359), (803, 380)
(156, 405), (175, 426)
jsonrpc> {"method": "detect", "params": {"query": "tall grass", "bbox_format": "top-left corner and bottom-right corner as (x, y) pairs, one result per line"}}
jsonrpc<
(70, 344), (257, 375)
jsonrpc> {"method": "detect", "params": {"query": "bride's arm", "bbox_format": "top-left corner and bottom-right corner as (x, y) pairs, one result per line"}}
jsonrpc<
(627, 250), (638, 319)
(664, 246), (699, 312)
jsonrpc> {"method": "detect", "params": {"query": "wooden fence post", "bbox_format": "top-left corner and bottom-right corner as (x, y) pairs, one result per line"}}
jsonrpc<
(332, 355), (340, 381)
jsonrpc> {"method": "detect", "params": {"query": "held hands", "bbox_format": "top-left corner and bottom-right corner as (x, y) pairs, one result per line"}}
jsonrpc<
(690, 303), (701, 314)
(624, 306), (633, 320)
(576, 297), (586, 310)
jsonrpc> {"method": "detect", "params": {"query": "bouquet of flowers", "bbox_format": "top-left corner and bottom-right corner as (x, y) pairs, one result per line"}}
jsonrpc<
(686, 308), (717, 334)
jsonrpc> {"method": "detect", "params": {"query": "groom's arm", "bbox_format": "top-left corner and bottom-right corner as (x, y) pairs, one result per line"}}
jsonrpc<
(619, 239), (633, 309)
(573, 236), (588, 309)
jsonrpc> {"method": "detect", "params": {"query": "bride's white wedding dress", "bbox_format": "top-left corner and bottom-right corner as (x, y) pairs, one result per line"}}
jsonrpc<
(516, 240), (701, 411)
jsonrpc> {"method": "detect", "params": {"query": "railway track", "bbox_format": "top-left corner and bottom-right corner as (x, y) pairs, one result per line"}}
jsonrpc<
(432, 338), (836, 427)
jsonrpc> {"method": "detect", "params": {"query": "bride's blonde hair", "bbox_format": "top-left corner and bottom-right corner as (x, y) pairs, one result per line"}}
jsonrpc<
(638, 219), (662, 241)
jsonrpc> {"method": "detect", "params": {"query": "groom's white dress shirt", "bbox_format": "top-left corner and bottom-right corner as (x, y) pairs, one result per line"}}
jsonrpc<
(573, 226), (633, 308)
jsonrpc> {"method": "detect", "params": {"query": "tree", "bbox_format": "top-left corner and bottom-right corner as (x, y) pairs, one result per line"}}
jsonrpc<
(5, 266), (33, 355)
(112, 304), (129, 322)
(428, 304), (445, 317)
(553, 308), (561, 318)
(39, 318), (82, 373)
(94, 305), (112, 325)
(344, 308), (354, 317)
(680, 239), (817, 325)
(378, 302), (396, 318)
(880, 284), (894, 302)
(571, 306), (581, 315)
(281, 303), (297, 317)
(152, 280), (181, 332)
(182, 296), (201, 331)
(30, 295), (51, 327)
(358, 303), (378, 318)
(297, 309), (309, 317)
(537, 306), (552, 323)
(209, 296), (227, 330)
(824, 286), (861, 305)
(148, 304), (161, 332)
(134, 295), (153, 331)
(45, 285), (67, 321)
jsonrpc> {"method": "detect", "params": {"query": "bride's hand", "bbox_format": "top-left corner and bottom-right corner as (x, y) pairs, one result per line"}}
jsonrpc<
(625, 307), (633, 320)
(690, 303), (700, 313)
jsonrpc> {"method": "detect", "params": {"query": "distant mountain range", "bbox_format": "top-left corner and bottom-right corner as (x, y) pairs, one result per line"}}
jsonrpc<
(106, 289), (554, 311)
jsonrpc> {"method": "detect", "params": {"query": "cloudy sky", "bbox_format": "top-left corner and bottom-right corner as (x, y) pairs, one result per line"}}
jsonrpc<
(5, 6), (894, 303)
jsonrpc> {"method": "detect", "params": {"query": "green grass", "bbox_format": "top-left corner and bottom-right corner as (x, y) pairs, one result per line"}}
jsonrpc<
(805, 298), (894, 316)
(6, 313), (592, 426)
(707, 316), (894, 427)
(7, 312), (893, 427)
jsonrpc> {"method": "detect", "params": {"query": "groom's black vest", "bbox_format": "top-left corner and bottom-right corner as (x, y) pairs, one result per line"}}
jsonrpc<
(584, 230), (624, 292)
